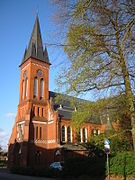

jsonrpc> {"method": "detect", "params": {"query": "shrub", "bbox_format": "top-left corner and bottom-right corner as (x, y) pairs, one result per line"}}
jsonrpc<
(86, 132), (132, 156)
(63, 156), (106, 177)
(0, 160), (8, 167)
(109, 152), (135, 176)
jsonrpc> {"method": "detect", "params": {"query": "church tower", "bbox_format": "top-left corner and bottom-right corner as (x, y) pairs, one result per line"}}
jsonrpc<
(8, 13), (58, 168)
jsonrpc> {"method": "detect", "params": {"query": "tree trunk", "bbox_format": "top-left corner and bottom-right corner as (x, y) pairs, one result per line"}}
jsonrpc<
(122, 65), (135, 150)
(117, 43), (135, 150)
(115, 18), (135, 150)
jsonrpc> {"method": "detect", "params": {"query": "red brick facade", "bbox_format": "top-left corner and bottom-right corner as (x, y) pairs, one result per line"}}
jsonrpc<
(8, 14), (117, 168)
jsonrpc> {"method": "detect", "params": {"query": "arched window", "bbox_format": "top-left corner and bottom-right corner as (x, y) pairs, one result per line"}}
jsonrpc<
(78, 129), (81, 143)
(97, 130), (100, 135)
(34, 77), (38, 97)
(37, 107), (39, 116)
(83, 128), (86, 142)
(40, 127), (42, 140)
(62, 126), (65, 142)
(25, 78), (28, 98)
(40, 78), (44, 99)
(67, 126), (71, 143)
(92, 129), (96, 136)
(22, 80), (25, 99)
(36, 127), (38, 139)
(33, 106), (35, 116)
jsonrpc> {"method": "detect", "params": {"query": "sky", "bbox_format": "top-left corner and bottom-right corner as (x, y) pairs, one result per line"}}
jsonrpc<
(0, 0), (68, 151)
(0, 0), (97, 151)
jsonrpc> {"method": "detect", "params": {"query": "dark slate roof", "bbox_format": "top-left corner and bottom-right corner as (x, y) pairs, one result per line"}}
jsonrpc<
(49, 91), (88, 108)
(49, 91), (73, 120)
(58, 109), (72, 120)
(49, 91), (73, 110)
(49, 91), (103, 124)
(20, 13), (50, 66)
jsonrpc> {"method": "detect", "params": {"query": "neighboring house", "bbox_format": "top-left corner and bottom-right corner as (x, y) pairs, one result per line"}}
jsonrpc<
(8, 13), (117, 168)
(0, 152), (8, 161)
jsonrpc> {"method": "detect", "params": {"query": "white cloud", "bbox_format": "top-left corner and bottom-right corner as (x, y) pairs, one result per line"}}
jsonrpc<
(0, 128), (9, 151)
(5, 112), (16, 120)
(0, 128), (8, 138)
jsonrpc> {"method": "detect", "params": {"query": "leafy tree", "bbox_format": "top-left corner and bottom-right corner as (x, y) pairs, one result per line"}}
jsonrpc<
(71, 95), (128, 130)
(53, 0), (135, 149)
(86, 132), (132, 156)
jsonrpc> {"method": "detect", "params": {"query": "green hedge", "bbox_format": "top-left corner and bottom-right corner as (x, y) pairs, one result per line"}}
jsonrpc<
(109, 152), (135, 176)
(63, 152), (135, 178)
(0, 160), (8, 167)
(87, 133), (133, 155)
(63, 157), (106, 177)
(10, 152), (135, 178)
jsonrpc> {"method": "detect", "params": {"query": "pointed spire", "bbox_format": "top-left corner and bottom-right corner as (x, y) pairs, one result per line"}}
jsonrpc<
(105, 114), (114, 134)
(37, 6), (38, 17)
(43, 44), (49, 63)
(21, 12), (50, 65)
(22, 46), (27, 61)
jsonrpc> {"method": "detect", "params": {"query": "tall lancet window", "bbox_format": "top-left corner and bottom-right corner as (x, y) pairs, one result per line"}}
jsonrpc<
(22, 80), (25, 100)
(25, 78), (28, 98)
(78, 129), (81, 143)
(40, 78), (43, 99)
(62, 126), (65, 142)
(83, 128), (86, 142)
(67, 126), (71, 143)
(34, 77), (38, 97)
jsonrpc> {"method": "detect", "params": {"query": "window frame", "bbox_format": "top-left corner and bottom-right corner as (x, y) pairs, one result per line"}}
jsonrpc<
(34, 77), (38, 97)
(40, 127), (42, 140)
(67, 126), (71, 143)
(36, 126), (38, 139)
(83, 128), (86, 142)
(25, 78), (28, 98)
(40, 78), (44, 99)
(62, 125), (65, 142)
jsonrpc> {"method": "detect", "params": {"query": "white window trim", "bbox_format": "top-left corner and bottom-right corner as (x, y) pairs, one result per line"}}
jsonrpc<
(80, 128), (83, 143)
(85, 128), (87, 142)
(71, 127), (72, 143)
(65, 125), (67, 142)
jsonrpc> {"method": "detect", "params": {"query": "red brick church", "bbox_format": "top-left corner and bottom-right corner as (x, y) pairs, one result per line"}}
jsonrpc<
(8, 13), (116, 168)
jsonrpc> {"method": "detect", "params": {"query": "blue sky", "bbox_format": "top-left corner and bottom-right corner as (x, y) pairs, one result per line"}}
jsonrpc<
(0, 0), (67, 150)
(0, 0), (96, 151)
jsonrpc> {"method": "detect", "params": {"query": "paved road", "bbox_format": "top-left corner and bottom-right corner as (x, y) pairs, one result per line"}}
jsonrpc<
(0, 168), (55, 180)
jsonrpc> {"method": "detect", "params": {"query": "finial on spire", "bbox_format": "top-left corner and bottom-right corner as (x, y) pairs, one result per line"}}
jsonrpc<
(36, 6), (38, 17)
(45, 43), (47, 48)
